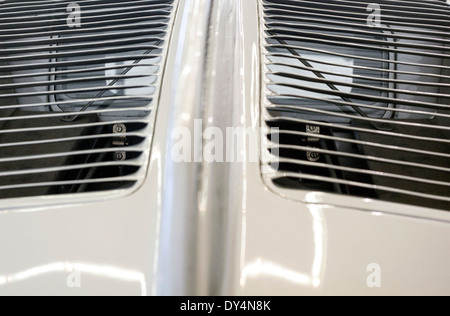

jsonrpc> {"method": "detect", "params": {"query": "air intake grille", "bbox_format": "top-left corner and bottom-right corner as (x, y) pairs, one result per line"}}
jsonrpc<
(261, 0), (450, 210)
(0, 0), (175, 200)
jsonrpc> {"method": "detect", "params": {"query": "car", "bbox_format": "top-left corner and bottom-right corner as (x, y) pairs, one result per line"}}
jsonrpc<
(0, 0), (449, 296)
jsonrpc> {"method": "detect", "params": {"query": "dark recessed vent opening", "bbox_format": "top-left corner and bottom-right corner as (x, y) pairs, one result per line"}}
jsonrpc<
(262, 0), (450, 211)
(0, 0), (175, 200)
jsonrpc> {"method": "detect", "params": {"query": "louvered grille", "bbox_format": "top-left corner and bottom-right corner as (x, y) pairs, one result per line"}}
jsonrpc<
(261, 0), (450, 210)
(0, 0), (176, 199)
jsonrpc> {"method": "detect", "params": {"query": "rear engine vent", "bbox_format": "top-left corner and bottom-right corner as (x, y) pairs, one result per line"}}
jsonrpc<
(0, 0), (176, 200)
(261, 0), (450, 211)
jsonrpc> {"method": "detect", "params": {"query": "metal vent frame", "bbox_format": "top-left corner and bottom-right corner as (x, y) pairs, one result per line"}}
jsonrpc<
(259, 0), (450, 212)
(0, 0), (179, 207)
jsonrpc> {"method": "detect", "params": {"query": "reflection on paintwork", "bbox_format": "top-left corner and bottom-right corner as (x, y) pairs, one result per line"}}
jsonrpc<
(305, 192), (323, 204)
(240, 205), (327, 289)
(310, 205), (327, 288)
(240, 259), (312, 286)
(0, 262), (147, 296)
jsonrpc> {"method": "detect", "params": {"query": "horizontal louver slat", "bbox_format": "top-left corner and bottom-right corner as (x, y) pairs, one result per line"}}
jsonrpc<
(0, 0), (175, 200)
(262, 0), (450, 211)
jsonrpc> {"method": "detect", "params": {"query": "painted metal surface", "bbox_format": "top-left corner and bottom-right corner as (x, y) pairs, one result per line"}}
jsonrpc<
(0, 0), (449, 296)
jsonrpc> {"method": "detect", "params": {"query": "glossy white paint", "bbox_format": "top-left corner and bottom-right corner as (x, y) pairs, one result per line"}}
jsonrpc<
(156, 0), (213, 296)
(0, 0), (183, 296)
(0, 0), (449, 296)
(232, 0), (450, 296)
(0, 149), (160, 295)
